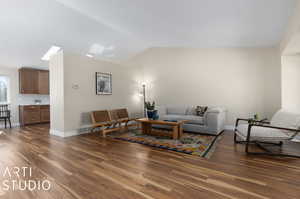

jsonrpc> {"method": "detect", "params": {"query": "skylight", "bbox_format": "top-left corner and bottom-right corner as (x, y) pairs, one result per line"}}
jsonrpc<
(41, 46), (61, 61)
(86, 53), (94, 58)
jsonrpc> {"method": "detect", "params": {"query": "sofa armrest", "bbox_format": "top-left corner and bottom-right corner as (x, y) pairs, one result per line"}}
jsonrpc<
(204, 108), (226, 133)
(206, 107), (226, 113)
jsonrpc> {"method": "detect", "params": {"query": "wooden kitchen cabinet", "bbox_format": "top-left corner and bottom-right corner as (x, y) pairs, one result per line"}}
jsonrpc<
(19, 68), (49, 94)
(38, 70), (49, 94)
(19, 105), (50, 126)
(19, 68), (39, 94)
(40, 105), (50, 122)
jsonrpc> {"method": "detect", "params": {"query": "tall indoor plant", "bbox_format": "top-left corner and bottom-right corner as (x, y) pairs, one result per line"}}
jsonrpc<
(145, 101), (158, 119)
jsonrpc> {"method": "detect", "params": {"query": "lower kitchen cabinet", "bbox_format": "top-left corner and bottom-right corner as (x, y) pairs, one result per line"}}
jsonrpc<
(19, 105), (50, 126)
(40, 105), (50, 122)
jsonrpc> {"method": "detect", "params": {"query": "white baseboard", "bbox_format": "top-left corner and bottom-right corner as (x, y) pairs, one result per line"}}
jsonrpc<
(49, 129), (64, 137)
(50, 126), (91, 138)
(225, 125), (235, 131)
(64, 129), (89, 137)
(0, 123), (20, 129)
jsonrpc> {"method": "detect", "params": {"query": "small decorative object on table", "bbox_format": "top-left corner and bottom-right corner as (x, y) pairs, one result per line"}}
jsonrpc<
(145, 101), (158, 119)
(248, 114), (259, 124)
(248, 114), (268, 125)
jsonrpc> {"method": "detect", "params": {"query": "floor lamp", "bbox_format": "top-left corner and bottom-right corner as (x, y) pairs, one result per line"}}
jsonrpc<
(142, 84), (146, 117)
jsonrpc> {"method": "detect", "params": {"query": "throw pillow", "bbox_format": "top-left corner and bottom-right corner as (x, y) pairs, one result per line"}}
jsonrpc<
(196, 106), (208, 116)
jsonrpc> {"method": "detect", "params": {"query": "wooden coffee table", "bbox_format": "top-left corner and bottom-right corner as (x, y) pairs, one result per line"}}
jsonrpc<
(136, 118), (187, 139)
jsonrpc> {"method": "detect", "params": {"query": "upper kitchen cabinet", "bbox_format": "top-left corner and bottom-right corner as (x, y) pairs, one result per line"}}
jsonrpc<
(38, 70), (49, 94)
(19, 68), (49, 94)
(19, 68), (39, 94)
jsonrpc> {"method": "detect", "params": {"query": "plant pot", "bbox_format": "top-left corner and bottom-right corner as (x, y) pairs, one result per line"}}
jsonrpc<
(147, 110), (158, 120)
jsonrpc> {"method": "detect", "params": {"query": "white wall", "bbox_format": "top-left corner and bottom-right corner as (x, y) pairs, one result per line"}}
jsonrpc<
(50, 51), (142, 137)
(49, 48), (282, 135)
(126, 47), (281, 125)
(263, 49), (282, 118)
(281, 55), (300, 111)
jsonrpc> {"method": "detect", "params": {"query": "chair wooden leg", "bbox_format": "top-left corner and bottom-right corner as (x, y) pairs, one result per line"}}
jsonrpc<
(172, 126), (179, 139)
(178, 124), (183, 139)
(4, 118), (7, 129)
(102, 129), (107, 137)
(245, 126), (252, 153)
(234, 132), (237, 143)
(8, 118), (11, 128)
(245, 141), (250, 153)
(124, 122), (128, 132)
(124, 125), (129, 132)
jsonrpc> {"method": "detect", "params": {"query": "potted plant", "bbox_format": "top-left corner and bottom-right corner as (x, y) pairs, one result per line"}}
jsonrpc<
(248, 114), (259, 124)
(145, 101), (158, 119)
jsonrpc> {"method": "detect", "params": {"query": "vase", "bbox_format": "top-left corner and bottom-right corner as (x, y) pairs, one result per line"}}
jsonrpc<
(153, 113), (159, 120)
(147, 110), (158, 119)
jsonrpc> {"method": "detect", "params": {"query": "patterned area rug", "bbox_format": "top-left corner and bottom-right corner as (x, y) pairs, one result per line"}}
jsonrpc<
(110, 130), (222, 158)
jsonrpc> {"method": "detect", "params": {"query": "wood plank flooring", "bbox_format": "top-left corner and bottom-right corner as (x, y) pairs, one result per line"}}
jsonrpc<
(0, 124), (300, 199)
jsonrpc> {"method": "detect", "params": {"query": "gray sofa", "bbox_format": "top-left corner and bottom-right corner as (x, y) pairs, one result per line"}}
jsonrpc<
(156, 106), (226, 135)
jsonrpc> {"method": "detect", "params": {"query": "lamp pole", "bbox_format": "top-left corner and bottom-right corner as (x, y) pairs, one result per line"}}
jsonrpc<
(142, 84), (146, 117)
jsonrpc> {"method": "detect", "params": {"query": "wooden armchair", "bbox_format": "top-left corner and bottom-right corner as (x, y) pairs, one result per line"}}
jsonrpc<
(90, 110), (120, 137)
(110, 108), (138, 130)
(90, 108), (139, 137)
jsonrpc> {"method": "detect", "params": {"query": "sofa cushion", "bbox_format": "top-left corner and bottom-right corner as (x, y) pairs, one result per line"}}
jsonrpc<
(166, 106), (188, 115)
(181, 115), (204, 125)
(160, 114), (204, 125)
(186, 106), (197, 115)
(271, 109), (300, 129)
(160, 114), (185, 121)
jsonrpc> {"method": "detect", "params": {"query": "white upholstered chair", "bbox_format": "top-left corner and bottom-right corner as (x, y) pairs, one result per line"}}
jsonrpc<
(234, 109), (300, 158)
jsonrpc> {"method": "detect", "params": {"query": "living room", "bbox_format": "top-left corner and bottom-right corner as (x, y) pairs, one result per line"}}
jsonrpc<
(1, 0), (300, 199)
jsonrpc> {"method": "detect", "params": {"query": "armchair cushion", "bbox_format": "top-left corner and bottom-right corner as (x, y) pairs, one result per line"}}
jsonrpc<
(236, 124), (291, 141)
(271, 109), (300, 129)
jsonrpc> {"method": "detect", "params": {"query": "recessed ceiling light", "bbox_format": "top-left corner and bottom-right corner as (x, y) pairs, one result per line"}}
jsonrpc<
(41, 45), (61, 61)
(86, 53), (94, 58)
(88, 44), (115, 56)
(89, 44), (105, 55)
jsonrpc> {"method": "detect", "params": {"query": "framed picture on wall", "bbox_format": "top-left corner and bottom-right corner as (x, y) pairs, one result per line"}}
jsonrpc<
(96, 72), (112, 95)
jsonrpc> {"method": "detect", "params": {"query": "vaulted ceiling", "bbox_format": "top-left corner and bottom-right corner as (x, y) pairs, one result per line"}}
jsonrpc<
(0, 0), (296, 67)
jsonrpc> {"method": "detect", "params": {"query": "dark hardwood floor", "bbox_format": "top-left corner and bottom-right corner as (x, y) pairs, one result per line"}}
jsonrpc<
(0, 124), (300, 199)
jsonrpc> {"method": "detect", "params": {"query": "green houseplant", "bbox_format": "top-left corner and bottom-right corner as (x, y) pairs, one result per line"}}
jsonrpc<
(145, 101), (158, 119)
